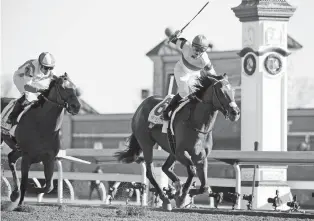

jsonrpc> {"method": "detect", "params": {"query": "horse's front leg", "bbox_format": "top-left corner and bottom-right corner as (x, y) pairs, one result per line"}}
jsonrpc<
(194, 156), (209, 194)
(42, 156), (55, 193)
(8, 150), (22, 202)
(174, 148), (196, 208)
(34, 155), (55, 194)
(194, 132), (213, 195)
(191, 146), (210, 196)
(18, 155), (31, 206)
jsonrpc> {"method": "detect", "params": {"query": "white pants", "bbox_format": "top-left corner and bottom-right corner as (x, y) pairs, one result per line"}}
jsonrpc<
(174, 62), (201, 97)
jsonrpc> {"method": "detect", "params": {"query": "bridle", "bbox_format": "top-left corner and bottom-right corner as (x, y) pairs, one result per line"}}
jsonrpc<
(41, 78), (72, 113)
(185, 78), (233, 134)
(194, 78), (231, 119)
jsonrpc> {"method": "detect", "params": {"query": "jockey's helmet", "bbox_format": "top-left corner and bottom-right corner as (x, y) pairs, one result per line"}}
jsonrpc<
(192, 35), (210, 51)
(38, 52), (56, 68)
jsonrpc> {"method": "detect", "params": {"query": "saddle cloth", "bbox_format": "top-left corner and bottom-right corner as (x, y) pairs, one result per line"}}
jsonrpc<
(1, 99), (32, 137)
(148, 94), (189, 135)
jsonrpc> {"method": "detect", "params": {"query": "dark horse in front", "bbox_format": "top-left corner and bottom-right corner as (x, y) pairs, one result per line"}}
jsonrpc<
(1, 73), (81, 210)
(115, 74), (240, 210)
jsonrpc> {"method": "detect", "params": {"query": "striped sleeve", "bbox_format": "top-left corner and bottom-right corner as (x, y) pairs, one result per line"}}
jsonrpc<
(18, 59), (33, 69)
(17, 59), (35, 78)
(175, 38), (188, 49)
(24, 66), (33, 77)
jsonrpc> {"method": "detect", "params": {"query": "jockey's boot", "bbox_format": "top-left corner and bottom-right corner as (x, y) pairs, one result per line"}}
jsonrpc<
(7, 96), (25, 125)
(162, 93), (182, 121)
(11, 136), (21, 151)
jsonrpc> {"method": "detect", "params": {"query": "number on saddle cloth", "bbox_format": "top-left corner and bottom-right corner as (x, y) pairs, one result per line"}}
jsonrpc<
(148, 95), (174, 125)
(154, 97), (172, 116)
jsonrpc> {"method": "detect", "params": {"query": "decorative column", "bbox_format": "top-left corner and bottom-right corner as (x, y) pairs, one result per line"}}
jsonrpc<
(232, 0), (296, 210)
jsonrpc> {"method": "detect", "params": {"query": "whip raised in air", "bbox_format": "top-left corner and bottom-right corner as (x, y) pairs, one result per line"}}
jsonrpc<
(168, 1), (209, 42)
(180, 1), (209, 33)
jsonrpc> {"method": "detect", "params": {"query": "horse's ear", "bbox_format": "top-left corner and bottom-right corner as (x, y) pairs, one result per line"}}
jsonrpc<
(63, 72), (68, 80)
(223, 73), (228, 79)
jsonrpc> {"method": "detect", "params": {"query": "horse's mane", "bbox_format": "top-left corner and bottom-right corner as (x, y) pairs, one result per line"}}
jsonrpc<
(34, 77), (58, 107)
(193, 74), (224, 99)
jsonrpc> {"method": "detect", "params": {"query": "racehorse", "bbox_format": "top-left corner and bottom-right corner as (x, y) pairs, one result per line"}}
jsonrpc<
(1, 73), (81, 208)
(115, 73), (240, 210)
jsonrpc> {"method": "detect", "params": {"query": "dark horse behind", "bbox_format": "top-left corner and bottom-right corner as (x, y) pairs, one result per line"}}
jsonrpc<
(1, 73), (81, 210)
(115, 73), (240, 210)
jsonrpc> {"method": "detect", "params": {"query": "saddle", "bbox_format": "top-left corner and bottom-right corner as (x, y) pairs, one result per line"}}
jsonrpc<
(148, 95), (190, 154)
(1, 99), (32, 137)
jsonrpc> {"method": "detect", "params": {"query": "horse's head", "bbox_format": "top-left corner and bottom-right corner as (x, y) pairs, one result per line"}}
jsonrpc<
(43, 73), (81, 115)
(194, 73), (240, 122)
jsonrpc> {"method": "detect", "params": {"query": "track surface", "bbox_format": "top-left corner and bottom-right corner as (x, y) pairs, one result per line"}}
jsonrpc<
(1, 203), (314, 221)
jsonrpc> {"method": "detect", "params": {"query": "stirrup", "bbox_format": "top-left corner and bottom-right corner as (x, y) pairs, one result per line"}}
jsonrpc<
(6, 118), (13, 125)
(162, 111), (171, 121)
(16, 144), (21, 152)
(10, 136), (21, 151)
(7, 117), (17, 126)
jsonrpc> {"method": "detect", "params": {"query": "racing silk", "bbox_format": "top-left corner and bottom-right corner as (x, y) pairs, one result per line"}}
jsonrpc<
(13, 59), (54, 102)
(175, 38), (215, 74)
(170, 38), (216, 97)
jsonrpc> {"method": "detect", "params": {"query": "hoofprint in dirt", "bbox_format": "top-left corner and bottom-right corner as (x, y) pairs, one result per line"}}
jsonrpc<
(1, 203), (314, 221)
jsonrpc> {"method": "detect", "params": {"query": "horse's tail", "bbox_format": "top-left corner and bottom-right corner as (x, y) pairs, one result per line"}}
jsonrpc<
(114, 133), (143, 164)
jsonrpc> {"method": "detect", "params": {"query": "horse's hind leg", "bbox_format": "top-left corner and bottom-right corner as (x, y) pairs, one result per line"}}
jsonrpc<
(161, 155), (180, 184)
(8, 150), (22, 202)
(18, 155), (31, 206)
(139, 138), (172, 210)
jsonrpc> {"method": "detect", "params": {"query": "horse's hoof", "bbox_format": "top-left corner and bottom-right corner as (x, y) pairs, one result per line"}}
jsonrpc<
(175, 196), (186, 208)
(1, 201), (18, 211)
(45, 186), (54, 194)
(173, 181), (182, 192)
(33, 187), (45, 194)
(162, 202), (172, 211)
(14, 204), (33, 212)
(189, 165), (197, 176)
(10, 190), (20, 202)
(199, 186), (210, 194)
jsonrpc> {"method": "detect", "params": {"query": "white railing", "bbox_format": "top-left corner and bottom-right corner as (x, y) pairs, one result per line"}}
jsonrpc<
(2, 170), (145, 205)
(2, 147), (314, 209)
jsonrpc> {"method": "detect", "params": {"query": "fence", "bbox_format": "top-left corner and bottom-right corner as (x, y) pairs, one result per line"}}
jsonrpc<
(2, 147), (314, 209)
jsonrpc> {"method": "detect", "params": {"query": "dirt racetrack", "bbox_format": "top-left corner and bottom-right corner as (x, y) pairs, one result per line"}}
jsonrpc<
(1, 203), (314, 221)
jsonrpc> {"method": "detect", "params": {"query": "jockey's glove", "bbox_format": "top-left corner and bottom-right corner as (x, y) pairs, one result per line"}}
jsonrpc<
(37, 89), (46, 93)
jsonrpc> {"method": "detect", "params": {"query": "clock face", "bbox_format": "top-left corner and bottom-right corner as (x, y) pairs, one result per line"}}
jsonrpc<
(243, 54), (256, 76)
(264, 54), (282, 75)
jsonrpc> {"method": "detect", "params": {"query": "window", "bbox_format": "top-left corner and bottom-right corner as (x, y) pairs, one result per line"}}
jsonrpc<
(141, 89), (150, 100)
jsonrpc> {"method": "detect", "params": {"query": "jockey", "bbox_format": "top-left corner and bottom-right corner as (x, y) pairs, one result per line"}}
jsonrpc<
(163, 30), (217, 120)
(7, 52), (56, 125)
